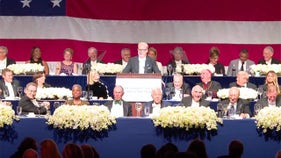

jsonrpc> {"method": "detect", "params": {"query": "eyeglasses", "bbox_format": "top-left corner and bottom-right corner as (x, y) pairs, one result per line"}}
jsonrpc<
(138, 49), (148, 52)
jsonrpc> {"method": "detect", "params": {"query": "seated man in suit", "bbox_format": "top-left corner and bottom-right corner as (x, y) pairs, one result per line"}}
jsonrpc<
(0, 68), (20, 99)
(0, 46), (16, 69)
(143, 88), (171, 116)
(255, 85), (281, 110)
(122, 42), (160, 74)
(181, 85), (210, 107)
(65, 84), (90, 106)
(197, 69), (222, 99)
(165, 73), (190, 101)
(167, 47), (189, 74)
(82, 47), (104, 74)
(258, 46), (280, 65)
(229, 71), (257, 90)
(114, 48), (131, 67)
(104, 85), (132, 117)
(219, 87), (251, 118)
(226, 49), (255, 76)
(18, 82), (50, 115)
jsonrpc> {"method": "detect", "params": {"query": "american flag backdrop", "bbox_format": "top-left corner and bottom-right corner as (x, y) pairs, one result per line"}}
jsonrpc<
(0, 0), (280, 65)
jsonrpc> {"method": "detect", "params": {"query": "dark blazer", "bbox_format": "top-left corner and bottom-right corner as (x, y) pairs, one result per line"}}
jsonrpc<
(165, 82), (191, 96)
(0, 79), (20, 99)
(143, 100), (171, 114)
(214, 63), (225, 75)
(258, 58), (281, 65)
(6, 58), (16, 67)
(181, 96), (210, 107)
(219, 98), (251, 116)
(255, 95), (281, 109)
(104, 100), (132, 116)
(226, 59), (255, 76)
(167, 60), (189, 74)
(82, 59), (104, 74)
(197, 81), (222, 98)
(122, 56), (160, 73)
(19, 95), (47, 114)
(229, 82), (257, 90)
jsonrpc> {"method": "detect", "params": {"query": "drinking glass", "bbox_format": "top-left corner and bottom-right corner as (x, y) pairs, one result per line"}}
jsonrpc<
(217, 102), (223, 118)
(257, 87), (263, 99)
(16, 106), (22, 116)
(164, 87), (171, 100)
(88, 90), (93, 100)
(82, 91), (88, 100)
(135, 102), (142, 117)
(222, 104), (228, 118)
(17, 87), (23, 98)
(228, 106), (235, 119)
(143, 106), (150, 117)
(167, 64), (173, 75)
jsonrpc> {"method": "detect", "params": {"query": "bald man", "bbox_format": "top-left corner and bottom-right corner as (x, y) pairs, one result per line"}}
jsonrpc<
(181, 85), (210, 107)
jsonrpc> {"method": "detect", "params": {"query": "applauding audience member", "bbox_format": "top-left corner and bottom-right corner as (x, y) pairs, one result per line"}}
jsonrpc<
(167, 47), (189, 74)
(82, 47), (104, 74)
(65, 84), (90, 106)
(0, 68), (20, 99)
(208, 47), (225, 75)
(33, 72), (51, 88)
(122, 42), (160, 74)
(255, 85), (281, 109)
(104, 85), (132, 117)
(258, 46), (280, 65)
(114, 48), (131, 67)
(219, 87), (251, 118)
(19, 82), (50, 115)
(197, 69), (222, 99)
(148, 47), (163, 74)
(226, 49), (254, 76)
(26, 46), (49, 75)
(181, 85), (210, 107)
(229, 71), (257, 90)
(55, 48), (78, 76)
(0, 46), (16, 69)
(86, 70), (109, 99)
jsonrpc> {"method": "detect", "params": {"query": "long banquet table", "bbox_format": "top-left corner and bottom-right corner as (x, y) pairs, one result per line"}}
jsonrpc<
(0, 118), (280, 158)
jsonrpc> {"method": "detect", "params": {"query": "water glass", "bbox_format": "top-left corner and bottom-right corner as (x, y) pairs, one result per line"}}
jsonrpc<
(88, 90), (93, 100)
(16, 106), (22, 116)
(135, 102), (142, 117)
(82, 91), (88, 99)
(17, 87), (23, 98)
(143, 106), (150, 117)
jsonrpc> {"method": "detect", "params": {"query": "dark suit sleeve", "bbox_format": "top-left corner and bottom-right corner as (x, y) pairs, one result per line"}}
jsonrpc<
(240, 99), (252, 116)
(122, 59), (133, 73)
(19, 96), (47, 114)
(82, 60), (91, 74)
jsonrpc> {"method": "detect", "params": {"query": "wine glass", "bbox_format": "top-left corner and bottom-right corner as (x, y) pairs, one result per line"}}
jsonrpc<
(143, 105), (150, 117)
(135, 102), (142, 117)
(16, 106), (22, 116)
(88, 90), (93, 100)
(167, 64), (173, 75)
(257, 87), (263, 99)
(17, 87), (23, 98)
(164, 87), (171, 100)
(82, 91), (88, 100)
(222, 104), (228, 118)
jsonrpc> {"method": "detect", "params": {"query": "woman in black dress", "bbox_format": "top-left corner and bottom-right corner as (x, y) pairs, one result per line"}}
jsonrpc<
(86, 70), (109, 99)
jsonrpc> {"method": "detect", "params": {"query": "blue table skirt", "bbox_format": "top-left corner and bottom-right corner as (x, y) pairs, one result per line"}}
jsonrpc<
(0, 118), (280, 158)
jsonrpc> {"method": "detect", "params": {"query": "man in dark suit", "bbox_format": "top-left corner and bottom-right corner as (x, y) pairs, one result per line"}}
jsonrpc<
(104, 85), (132, 117)
(82, 47), (104, 74)
(143, 88), (171, 116)
(114, 48), (131, 67)
(181, 85), (210, 107)
(258, 46), (281, 65)
(165, 73), (190, 100)
(122, 42), (160, 74)
(226, 49), (255, 76)
(219, 87), (251, 118)
(0, 68), (20, 99)
(0, 46), (16, 69)
(229, 71), (257, 90)
(18, 82), (50, 115)
(255, 85), (281, 110)
(197, 69), (222, 99)
(167, 47), (189, 74)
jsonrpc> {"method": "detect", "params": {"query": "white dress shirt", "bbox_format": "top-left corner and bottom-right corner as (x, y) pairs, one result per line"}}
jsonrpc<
(5, 82), (15, 98)
(110, 101), (124, 117)
(0, 58), (7, 70)
(138, 57), (146, 73)
(191, 99), (200, 107)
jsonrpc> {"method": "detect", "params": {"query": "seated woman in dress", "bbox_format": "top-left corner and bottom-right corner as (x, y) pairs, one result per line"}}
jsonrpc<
(258, 71), (280, 98)
(148, 47), (163, 74)
(32, 72), (51, 89)
(208, 47), (225, 75)
(65, 84), (89, 106)
(55, 48), (78, 76)
(86, 70), (109, 99)
(26, 46), (49, 75)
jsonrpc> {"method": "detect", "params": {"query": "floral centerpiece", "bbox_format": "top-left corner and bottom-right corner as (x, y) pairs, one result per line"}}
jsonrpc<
(36, 87), (72, 100)
(152, 106), (222, 131)
(217, 88), (258, 99)
(176, 64), (215, 75)
(250, 64), (281, 76)
(91, 63), (124, 74)
(0, 105), (18, 128)
(7, 63), (44, 75)
(255, 107), (281, 133)
(47, 105), (116, 131)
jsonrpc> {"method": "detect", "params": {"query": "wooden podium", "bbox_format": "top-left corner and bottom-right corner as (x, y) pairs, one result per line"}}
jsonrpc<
(116, 73), (162, 116)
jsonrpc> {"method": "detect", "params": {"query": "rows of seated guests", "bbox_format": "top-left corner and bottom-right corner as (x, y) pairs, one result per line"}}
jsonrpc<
(10, 137), (99, 158)
(0, 43), (279, 76)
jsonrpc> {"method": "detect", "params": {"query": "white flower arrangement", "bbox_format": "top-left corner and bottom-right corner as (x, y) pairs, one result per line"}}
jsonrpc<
(91, 63), (124, 74)
(250, 64), (281, 75)
(255, 107), (281, 133)
(217, 88), (258, 99)
(7, 63), (44, 75)
(176, 64), (215, 75)
(0, 105), (18, 128)
(152, 106), (222, 131)
(35, 87), (72, 100)
(47, 105), (116, 131)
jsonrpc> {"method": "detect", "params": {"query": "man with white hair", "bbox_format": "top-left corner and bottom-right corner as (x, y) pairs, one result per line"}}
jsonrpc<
(181, 85), (210, 107)
(82, 47), (104, 74)
(0, 46), (16, 69)
(122, 42), (160, 74)
(114, 48), (131, 67)
(229, 71), (257, 90)
(258, 46), (280, 65)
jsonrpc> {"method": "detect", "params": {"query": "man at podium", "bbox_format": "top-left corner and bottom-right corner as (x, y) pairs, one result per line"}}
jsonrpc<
(122, 42), (160, 74)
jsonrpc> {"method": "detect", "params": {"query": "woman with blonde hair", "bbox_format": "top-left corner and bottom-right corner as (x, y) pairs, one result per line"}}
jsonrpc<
(40, 139), (62, 158)
(258, 71), (281, 97)
(86, 69), (109, 99)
